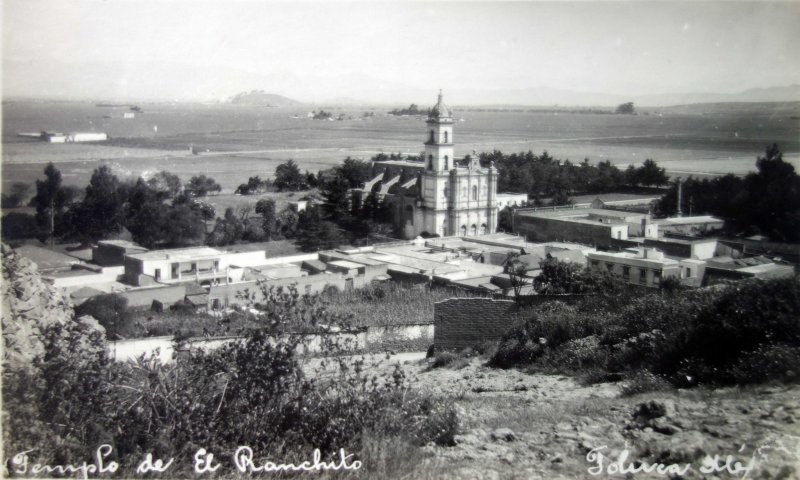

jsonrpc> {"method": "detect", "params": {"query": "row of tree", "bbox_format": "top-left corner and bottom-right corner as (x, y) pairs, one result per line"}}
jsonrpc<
(481, 150), (669, 202)
(655, 144), (800, 242)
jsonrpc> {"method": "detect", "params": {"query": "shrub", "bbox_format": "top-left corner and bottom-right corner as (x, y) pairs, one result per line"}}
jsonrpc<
(732, 343), (800, 385)
(431, 351), (459, 368)
(74, 293), (132, 339)
(621, 370), (673, 396)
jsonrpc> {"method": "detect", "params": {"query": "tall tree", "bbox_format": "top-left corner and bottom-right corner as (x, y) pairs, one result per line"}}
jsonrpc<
(255, 198), (277, 240)
(274, 160), (307, 192)
(295, 206), (345, 252)
(72, 166), (126, 242)
(637, 159), (669, 187)
(31, 163), (75, 244)
(185, 175), (222, 197)
(146, 171), (182, 199)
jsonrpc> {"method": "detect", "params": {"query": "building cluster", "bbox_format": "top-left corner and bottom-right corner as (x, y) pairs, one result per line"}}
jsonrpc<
(513, 199), (794, 288)
(14, 233), (585, 313)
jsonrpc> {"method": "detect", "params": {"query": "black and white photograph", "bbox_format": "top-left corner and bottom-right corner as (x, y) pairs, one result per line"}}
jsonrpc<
(2, 1), (799, 478)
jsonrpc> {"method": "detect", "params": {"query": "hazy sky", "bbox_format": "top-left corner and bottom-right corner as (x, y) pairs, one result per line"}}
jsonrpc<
(3, 1), (799, 103)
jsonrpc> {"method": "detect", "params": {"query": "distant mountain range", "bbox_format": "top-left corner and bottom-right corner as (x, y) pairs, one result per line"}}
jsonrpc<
(4, 58), (800, 108)
(227, 90), (300, 107)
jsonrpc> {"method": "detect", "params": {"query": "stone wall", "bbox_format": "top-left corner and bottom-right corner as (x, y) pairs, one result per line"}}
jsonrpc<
(434, 298), (526, 351)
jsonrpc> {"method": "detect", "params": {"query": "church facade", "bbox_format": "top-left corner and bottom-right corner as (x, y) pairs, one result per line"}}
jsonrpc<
(357, 92), (499, 239)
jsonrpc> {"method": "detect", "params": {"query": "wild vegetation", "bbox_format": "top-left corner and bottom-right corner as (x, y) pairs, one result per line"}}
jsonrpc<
(489, 275), (800, 389)
(3, 260), (459, 477)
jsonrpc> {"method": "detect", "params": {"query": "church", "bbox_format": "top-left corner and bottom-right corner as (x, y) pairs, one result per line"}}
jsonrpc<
(354, 91), (500, 239)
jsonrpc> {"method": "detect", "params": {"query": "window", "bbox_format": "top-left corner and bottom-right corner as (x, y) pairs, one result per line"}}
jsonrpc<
(472, 185), (478, 201)
(444, 155), (449, 169)
(470, 224), (477, 236)
(460, 225), (467, 236)
(154, 268), (161, 281)
(622, 266), (630, 280)
(591, 260), (600, 268)
(444, 131), (449, 143)
(653, 270), (662, 285)
(429, 130), (434, 143)
(428, 155), (433, 170)
(639, 268), (647, 284)
(305, 284), (312, 294)
(606, 263), (614, 272)
(686, 268), (692, 278)
(480, 224), (487, 235)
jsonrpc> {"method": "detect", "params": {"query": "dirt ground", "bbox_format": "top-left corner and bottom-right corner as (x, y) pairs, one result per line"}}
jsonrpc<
(362, 354), (800, 480)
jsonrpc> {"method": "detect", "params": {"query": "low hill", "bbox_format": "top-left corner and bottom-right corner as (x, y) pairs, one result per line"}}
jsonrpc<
(227, 90), (301, 107)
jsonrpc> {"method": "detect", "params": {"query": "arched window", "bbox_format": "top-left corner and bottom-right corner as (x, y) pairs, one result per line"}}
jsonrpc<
(429, 130), (434, 143)
(444, 131), (449, 143)
(480, 224), (487, 235)
(470, 225), (477, 236)
(460, 225), (467, 236)
(471, 186), (477, 201)
(444, 155), (449, 170)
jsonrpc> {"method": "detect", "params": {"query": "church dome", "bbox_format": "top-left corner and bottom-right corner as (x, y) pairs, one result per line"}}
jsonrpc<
(428, 90), (453, 119)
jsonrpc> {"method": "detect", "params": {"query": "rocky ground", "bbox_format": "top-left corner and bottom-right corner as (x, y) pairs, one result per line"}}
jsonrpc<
(388, 356), (800, 480)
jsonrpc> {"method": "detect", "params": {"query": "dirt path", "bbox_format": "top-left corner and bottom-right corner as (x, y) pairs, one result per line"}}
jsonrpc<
(399, 357), (800, 479)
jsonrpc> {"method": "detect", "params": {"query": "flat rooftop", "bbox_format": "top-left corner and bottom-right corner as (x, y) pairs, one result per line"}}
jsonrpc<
(516, 207), (646, 220)
(127, 246), (224, 262)
(15, 245), (80, 271)
(655, 215), (723, 226)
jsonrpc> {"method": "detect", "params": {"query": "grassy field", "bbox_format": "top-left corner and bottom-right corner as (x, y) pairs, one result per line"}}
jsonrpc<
(4, 101), (799, 192)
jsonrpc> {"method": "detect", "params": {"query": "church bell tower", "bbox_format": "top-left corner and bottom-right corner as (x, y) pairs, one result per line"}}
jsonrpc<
(424, 90), (454, 173)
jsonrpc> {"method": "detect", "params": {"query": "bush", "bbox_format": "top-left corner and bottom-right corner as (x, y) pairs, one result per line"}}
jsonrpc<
(74, 293), (132, 339)
(431, 351), (457, 368)
(487, 276), (800, 389)
(732, 343), (800, 385)
(621, 370), (672, 396)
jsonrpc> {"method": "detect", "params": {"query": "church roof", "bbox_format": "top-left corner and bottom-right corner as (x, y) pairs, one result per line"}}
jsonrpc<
(428, 90), (453, 119)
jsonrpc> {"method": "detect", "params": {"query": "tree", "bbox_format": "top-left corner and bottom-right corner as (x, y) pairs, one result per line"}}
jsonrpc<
(31, 163), (76, 244)
(534, 257), (619, 295)
(255, 198), (277, 240)
(146, 171), (182, 199)
(637, 159), (668, 187)
(185, 175), (221, 197)
(71, 166), (125, 242)
(125, 178), (166, 248)
(172, 194), (216, 221)
(498, 206), (514, 232)
(320, 174), (353, 222)
(162, 204), (206, 247)
(1, 183), (32, 208)
(236, 176), (270, 195)
(616, 102), (635, 114)
(274, 160), (307, 192)
(1, 212), (39, 240)
(276, 207), (300, 239)
(337, 158), (372, 189)
(295, 206), (345, 252)
(74, 293), (131, 339)
(207, 207), (244, 246)
(550, 190), (573, 206)
(504, 252), (532, 301)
